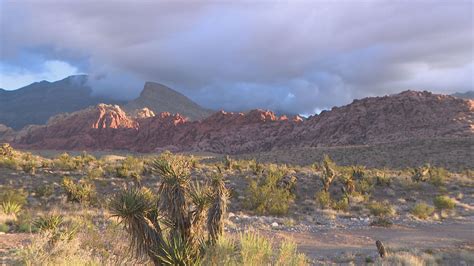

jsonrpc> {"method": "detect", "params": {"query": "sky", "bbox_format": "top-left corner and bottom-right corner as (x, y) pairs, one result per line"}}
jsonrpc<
(0, 0), (473, 114)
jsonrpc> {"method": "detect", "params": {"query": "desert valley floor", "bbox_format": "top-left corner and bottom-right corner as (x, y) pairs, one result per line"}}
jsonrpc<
(0, 140), (473, 265)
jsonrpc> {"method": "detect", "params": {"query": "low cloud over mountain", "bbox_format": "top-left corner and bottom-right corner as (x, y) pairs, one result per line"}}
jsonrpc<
(1, 1), (472, 114)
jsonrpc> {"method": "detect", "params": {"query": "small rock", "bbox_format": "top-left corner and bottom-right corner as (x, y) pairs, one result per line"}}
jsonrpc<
(271, 222), (279, 227)
(228, 212), (235, 218)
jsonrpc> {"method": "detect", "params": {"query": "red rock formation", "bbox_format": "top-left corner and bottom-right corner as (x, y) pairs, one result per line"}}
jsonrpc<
(13, 91), (474, 153)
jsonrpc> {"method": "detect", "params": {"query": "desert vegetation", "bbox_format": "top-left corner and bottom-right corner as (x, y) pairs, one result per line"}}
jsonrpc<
(0, 144), (473, 264)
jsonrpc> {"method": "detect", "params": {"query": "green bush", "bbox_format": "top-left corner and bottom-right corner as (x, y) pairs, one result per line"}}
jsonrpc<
(53, 153), (78, 171)
(115, 156), (144, 178)
(333, 197), (349, 212)
(0, 157), (19, 170)
(356, 175), (375, 195)
(86, 167), (104, 179)
(315, 190), (331, 209)
(0, 188), (28, 206)
(367, 201), (395, 217)
(411, 202), (435, 219)
(429, 167), (448, 187)
(0, 223), (9, 233)
(240, 232), (273, 265)
(433, 195), (456, 210)
(61, 177), (96, 204)
(244, 170), (295, 215)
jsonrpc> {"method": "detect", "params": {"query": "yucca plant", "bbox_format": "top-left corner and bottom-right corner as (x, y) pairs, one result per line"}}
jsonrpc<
(110, 155), (229, 265)
(33, 214), (79, 245)
(207, 173), (229, 244)
(321, 155), (336, 192)
(1, 201), (22, 216)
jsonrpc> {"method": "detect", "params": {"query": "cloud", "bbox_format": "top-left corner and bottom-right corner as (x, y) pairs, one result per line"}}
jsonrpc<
(0, 60), (79, 89)
(1, 0), (472, 113)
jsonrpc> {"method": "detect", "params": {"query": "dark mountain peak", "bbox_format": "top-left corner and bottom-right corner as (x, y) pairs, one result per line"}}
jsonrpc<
(141, 82), (185, 99)
(452, 91), (474, 100)
(124, 82), (213, 121)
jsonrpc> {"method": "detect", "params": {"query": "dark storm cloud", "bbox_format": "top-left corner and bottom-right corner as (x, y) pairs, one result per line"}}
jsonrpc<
(1, 0), (472, 114)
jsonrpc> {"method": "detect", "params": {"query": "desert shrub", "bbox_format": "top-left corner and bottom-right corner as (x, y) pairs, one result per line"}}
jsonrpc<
(429, 167), (448, 187)
(433, 195), (456, 211)
(33, 214), (79, 245)
(115, 156), (144, 178)
(356, 175), (375, 195)
(18, 152), (40, 175)
(375, 171), (391, 186)
(1, 201), (22, 216)
(0, 143), (14, 157)
(333, 197), (349, 212)
(0, 187), (28, 206)
(110, 155), (229, 265)
(0, 223), (9, 232)
(34, 184), (55, 198)
(245, 169), (295, 215)
(351, 165), (366, 179)
(202, 234), (239, 265)
(367, 201), (395, 217)
(86, 166), (104, 179)
(315, 190), (332, 209)
(276, 240), (309, 266)
(61, 177), (96, 204)
(249, 159), (264, 175)
(240, 231), (273, 265)
(223, 155), (234, 170)
(340, 174), (355, 196)
(320, 155), (336, 192)
(53, 153), (78, 171)
(0, 156), (19, 170)
(411, 202), (435, 219)
(411, 165), (430, 183)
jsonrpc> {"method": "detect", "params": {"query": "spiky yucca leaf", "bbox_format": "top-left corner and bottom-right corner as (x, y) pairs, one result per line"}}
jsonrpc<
(155, 235), (201, 266)
(153, 158), (192, 240)
(110, 188), (164, 262)
(207, 173), (229, 244)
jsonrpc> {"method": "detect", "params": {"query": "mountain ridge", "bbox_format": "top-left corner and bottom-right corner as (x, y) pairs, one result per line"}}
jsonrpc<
(124, 82), (213, 120)
(11, 90), (473, 154)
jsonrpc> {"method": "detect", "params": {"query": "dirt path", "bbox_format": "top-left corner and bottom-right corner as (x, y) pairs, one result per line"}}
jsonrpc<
(274, 219), (474, 260)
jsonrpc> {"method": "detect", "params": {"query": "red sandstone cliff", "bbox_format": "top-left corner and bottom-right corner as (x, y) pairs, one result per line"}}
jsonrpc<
(13, 91), (474, 153)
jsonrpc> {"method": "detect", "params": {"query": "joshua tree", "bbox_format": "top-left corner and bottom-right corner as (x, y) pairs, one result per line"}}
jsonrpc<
(321, 155), (336, 192)
(110, 155), (229, 265)
(376, 240), (387, 258)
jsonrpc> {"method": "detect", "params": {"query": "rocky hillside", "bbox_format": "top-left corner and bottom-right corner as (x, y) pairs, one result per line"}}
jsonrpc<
(0, 75), (124, 130)
(0, 76), (213, 130)
(124, 82), (213, 120)
(0, 124), (15, 143)
(12, 91), (473, 154)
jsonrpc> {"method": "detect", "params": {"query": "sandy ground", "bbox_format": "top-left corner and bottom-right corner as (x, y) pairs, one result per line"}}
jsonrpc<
(274, 219), (474, 262)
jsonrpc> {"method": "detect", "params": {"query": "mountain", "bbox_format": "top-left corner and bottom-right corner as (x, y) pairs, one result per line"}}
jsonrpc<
(124, 82), (213, 120)
(0, 75), (124, 130)
(0, 124), (15, 142)
(452, 91), (474, 100)
(13, 90), (473, 154)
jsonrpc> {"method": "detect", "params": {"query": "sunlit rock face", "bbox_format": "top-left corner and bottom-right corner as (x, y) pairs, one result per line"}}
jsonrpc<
(13, 91), (474, 154)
